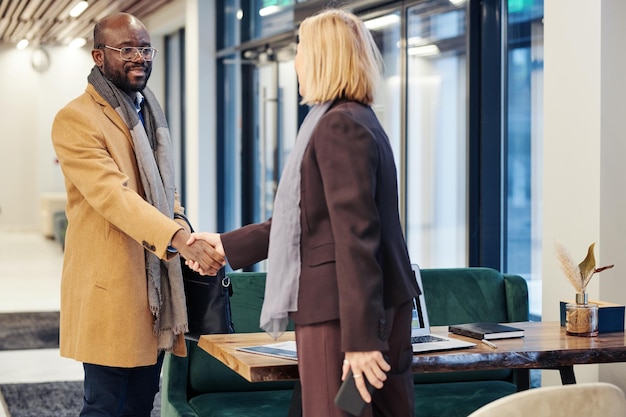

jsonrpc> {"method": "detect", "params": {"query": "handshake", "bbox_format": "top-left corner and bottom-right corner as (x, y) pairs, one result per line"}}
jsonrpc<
(171, 230), (225, 276)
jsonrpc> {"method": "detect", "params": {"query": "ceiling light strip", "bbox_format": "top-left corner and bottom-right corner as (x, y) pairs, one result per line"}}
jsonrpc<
(69, 1), (88, 18)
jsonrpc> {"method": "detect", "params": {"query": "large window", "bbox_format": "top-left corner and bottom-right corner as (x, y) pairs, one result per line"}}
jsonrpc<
(213, 0), (545, 313)
(164, 29), (186, 205)
(252, 0), (296, 40)
(253, 53), (299, 222)
(216, 54), (243, 232)
(364, 2), (468, 268)
(365, 11), (402, 171)
(505, 0), (544, 319)
(405, 0), (468, 267)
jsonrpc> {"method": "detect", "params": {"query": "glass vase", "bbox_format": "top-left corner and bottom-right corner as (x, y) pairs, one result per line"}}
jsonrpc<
(565, 293), (599, 337)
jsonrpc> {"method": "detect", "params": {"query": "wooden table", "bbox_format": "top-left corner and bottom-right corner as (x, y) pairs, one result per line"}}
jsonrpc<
(198, 321), (626, 385)
(198, 331), (298, 382)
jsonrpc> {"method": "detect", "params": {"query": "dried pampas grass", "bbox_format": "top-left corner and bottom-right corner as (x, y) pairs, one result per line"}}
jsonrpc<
(554, 240), (614, 294)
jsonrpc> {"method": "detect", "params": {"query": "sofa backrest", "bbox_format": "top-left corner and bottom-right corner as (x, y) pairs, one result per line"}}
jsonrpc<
(187, 272), (295, 394)
(420, 267), (529, 326)
(414, 267), (529, 384)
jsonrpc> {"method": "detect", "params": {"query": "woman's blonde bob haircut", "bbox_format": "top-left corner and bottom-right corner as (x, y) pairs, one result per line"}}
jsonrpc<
(297, 8), (383, 106)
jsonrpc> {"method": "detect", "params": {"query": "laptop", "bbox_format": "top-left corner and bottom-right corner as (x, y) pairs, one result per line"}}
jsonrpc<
(410, 265), (476, 353)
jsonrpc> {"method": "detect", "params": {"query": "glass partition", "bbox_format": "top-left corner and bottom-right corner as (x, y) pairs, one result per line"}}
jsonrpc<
(365, 11), (403, 198)
(213, 0), (545, 304)
(505, 0), (544, 320)
(217, 54), (243, 232)
(405, 0), (468, 267)
(252, 47), (299, 222)
(252, 0), (296, 39)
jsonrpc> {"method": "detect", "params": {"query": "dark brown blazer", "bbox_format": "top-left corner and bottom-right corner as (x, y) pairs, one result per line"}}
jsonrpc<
(222, 100), (420, 352)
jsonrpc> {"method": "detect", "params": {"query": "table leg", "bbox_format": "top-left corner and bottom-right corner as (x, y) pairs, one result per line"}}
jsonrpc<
(513, 369), (530, 391)
(287, 380), (303, 417)
(558, 366), (576, 385)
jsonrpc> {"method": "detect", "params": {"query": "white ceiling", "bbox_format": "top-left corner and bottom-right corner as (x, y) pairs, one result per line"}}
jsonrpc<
(0, 0), (175, 47)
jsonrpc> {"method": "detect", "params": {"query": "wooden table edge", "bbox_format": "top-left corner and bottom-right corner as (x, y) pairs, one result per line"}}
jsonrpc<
(198, 332), (299, 382)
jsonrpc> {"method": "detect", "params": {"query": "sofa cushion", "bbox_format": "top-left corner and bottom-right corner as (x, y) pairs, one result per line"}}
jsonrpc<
(189, 389), (294, 417)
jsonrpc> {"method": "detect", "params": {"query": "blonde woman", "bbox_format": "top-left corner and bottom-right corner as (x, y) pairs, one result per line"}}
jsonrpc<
(189, 8), (419, 417)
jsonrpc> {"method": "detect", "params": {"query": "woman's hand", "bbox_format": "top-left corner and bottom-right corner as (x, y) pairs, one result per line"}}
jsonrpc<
(341, 351), (390, 403)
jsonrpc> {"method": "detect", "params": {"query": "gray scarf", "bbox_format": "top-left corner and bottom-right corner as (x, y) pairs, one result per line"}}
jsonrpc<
(88, 66), (187, 352)
(261, 101), (333, 338)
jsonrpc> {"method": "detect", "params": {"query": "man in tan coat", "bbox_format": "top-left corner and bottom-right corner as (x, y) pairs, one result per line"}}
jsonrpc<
(51, 13), (223, 417)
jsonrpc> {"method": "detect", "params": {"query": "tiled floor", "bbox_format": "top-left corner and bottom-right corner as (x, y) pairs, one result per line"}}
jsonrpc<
(0, 232), (84, 417)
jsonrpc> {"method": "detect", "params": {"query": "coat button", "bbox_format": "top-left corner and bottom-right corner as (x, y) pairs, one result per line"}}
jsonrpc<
(379, 318), (388, 340)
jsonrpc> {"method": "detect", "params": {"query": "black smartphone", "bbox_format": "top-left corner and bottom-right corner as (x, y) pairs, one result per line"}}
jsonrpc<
(334, 369), (375, 416)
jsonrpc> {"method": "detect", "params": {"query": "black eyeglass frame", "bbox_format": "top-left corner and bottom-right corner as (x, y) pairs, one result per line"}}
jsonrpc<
(103, 45), (158, 62)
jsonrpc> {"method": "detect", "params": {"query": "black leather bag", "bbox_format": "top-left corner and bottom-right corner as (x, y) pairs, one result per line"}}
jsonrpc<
(182, 265), (234, 341)
(175, 213), (235, 341)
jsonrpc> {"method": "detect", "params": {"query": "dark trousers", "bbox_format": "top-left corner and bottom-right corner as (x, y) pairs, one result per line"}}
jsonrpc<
(80, 353), (164, 417)
(295, 301), (414, 417)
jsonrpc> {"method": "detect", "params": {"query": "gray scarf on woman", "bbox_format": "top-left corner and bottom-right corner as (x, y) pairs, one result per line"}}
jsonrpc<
(261, 101), (332, 338)
(88, 66), (187, 352)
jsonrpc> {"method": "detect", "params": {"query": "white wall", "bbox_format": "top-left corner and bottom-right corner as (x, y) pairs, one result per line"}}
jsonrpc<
(0, 45), (92, 232)
(182, 0), (217, 232)
(543, 0), (626, 391)
(599, 0), (626, 390)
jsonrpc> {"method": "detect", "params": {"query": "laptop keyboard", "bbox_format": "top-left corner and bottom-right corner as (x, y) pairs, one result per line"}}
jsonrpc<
(411, 335), (447, 344)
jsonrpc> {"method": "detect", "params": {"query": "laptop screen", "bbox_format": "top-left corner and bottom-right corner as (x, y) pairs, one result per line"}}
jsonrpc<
(412, 299), (426, 329)
(410, 265), (477, 352)
(411, 264), (431, 336)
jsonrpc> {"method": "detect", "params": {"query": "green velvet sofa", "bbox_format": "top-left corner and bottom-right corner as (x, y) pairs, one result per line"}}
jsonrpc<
(160, 267), (529, 417)
(414, 267), (529, 417)
(160, 272), (297, 417)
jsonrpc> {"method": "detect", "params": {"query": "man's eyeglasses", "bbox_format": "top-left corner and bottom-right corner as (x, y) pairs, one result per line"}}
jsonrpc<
(103, 45), (158, 62)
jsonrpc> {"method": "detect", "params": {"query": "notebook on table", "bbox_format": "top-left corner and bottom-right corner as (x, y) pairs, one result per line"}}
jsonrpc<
(448, 322), (524, 340)
(410, 264), (476, 353)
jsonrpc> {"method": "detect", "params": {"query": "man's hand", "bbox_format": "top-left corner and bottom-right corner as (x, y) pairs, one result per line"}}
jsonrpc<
(341, 351), (390, 403)
(171, 229), (225, 275)
(184, 232), (226, 276)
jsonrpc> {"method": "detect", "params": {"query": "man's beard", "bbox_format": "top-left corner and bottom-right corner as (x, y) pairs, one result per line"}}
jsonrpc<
(102, 57), (151, 93)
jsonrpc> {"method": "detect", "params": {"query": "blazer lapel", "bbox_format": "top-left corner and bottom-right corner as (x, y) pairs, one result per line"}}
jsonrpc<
(86, 84), (135, 150)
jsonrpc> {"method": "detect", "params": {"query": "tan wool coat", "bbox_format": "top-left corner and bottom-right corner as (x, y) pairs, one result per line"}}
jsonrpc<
(51, 84), (187, 367)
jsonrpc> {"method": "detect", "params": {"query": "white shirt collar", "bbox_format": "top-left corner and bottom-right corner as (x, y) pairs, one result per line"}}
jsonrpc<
(134, 92), (144, 112)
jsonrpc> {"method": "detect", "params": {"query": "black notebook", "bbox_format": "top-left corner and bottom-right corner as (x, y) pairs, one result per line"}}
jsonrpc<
(448, 322), (524, 340)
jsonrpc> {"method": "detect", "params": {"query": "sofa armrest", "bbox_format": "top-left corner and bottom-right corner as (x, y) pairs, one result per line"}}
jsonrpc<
(503, 274), (529, 322)
(161, 345), (201, 417)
